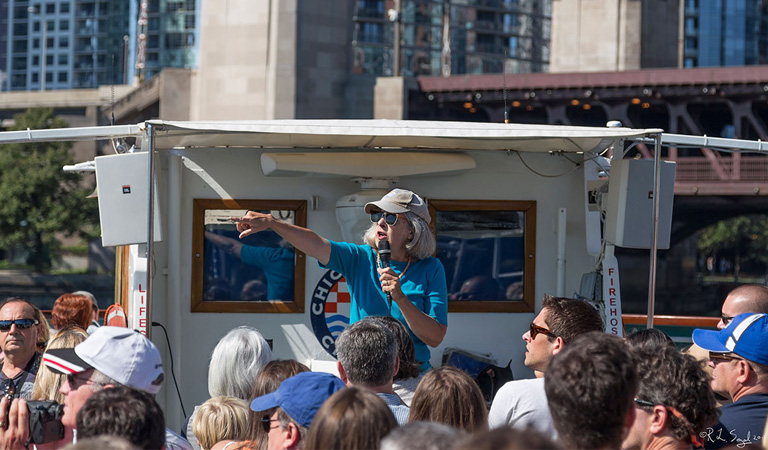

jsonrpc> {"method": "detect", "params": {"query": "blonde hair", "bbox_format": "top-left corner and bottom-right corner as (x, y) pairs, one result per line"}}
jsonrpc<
(32, 305), (50, 352)
(31, 326), (89, 403)
(193, 396), (251, 450)
(363, 212), (436, 260)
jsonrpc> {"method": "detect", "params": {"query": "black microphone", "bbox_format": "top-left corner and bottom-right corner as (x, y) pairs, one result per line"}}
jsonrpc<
(378, 240), (391, 268)
(378, 240), (393, 314)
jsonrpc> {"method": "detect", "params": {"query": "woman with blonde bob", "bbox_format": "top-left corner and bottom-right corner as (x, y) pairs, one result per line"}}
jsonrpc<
(408, 366), (489, 433)
(31, 326), (88, 403)
(192, 396), (251, 450)
(303, 387), (397, 450)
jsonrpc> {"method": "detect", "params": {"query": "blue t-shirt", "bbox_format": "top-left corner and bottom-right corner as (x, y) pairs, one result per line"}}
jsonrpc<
(240, 245), (295, 301)
(321, 240), (448, 370)
(702, 393), (768, 449)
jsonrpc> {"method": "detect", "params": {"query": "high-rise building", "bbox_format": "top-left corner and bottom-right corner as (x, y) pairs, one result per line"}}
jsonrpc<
(1, 0), (197, 91)
(682, 0), (768, 68)
(352, 0), (551, 77)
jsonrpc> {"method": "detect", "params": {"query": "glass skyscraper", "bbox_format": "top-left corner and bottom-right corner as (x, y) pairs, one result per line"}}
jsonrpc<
(352, 0), (550, 77)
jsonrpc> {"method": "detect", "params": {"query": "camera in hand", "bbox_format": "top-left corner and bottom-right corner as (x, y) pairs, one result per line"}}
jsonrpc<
(1, 379), (64, 444)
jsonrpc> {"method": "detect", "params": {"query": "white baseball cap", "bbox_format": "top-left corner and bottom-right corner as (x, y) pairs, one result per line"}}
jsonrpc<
(43, 326), (165, 394)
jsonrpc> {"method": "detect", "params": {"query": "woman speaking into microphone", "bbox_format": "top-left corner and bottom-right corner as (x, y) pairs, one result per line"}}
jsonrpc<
(231, 189), (447, 371)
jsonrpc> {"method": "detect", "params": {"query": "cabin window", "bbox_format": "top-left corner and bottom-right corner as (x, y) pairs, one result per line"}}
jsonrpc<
(428, 200), (536, 313)
(191, 199), (307, 313)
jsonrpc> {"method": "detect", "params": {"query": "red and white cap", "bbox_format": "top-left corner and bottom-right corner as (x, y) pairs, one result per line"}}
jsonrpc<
(44, 326), (165, 394)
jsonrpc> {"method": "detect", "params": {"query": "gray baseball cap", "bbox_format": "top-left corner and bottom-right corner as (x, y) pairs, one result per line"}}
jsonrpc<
(364, 188), (430, 224)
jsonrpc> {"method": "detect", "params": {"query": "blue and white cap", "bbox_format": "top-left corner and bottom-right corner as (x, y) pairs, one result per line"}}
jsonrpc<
(692, 313), (768, 366)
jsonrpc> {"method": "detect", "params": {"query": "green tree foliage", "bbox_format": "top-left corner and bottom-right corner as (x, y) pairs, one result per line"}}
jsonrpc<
(697, 215), (768, 280)
(0, 108), (99, 272)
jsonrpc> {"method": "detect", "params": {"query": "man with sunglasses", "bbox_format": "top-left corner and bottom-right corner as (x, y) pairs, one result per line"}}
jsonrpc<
(0, 326), (191, 449)
(622, 345), (719, 450)
(692, 313), (768, 449)
(0, 298), (42, 400)
(488, 295), (603, 436)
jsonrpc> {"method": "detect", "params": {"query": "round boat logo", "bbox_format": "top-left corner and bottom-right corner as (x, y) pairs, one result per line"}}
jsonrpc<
(310, 270), (351, 356)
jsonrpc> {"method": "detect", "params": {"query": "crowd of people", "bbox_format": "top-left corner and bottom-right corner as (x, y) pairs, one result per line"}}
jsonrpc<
(0, 189), (766, 449)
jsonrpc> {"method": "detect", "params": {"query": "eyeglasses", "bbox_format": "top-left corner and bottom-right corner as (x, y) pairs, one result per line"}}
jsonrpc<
(370, 211), (400, 226)
(0, 319), (39, 331)
(66, 373), (106, 389)
(261, 415), (281, 433)
(708, 352), (742, 364)
(529, 322), (556, 339)
(634, 398), (656, 408)
(720, 314), (734, 326)
(633, 398), (704, 448)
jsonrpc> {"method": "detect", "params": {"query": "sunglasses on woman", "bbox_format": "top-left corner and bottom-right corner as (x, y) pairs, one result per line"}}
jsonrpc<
(370, 211), (400, 226)
(0, 318), (39, 331)
(261, 415), (281, 433)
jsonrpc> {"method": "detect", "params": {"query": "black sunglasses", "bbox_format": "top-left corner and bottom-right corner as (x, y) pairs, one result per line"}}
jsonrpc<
(370, 211), (400, 226)
(261, 415), (281, 433)
(721, 314), (734, 326)
(0, 319), (39, 331)
(634, 398), (656, 408)
(529, 322), (556, 339)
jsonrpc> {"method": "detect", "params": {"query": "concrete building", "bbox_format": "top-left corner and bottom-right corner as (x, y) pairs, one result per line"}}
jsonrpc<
(549, 0), (678, 72)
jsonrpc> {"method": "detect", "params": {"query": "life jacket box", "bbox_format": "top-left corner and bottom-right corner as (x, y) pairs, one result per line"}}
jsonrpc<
(94, 152), (163, 247)
(604, 159), (675, 249)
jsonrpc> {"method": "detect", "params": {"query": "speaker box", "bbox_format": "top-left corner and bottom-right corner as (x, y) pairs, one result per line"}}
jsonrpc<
(604, 159), (675, 249)
(95, 152), (163, 247)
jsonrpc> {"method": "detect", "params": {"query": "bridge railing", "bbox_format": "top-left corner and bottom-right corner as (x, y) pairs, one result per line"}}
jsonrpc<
(674, 156), (768, 181)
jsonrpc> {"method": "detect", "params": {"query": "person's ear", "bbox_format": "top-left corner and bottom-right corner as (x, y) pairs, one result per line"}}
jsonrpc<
(393, 356), (400, 379)
(551, 336), (565, 355)
(648, 405), (667, 434)
(336, 361), (349, 385)
(285, 422), (301, 448)
(736, 360), (754, 384)
(622, 403), (637, 440)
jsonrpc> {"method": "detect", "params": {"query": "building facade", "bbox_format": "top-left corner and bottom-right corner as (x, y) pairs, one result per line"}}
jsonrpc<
(352, 0), (550, 77)
(683, 0), (768, 68)
(1, 0), (197, 91)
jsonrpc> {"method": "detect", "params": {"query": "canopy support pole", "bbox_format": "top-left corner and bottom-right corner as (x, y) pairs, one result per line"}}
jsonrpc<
(145, 122), (157, 339)
(646, 133), (663, 329)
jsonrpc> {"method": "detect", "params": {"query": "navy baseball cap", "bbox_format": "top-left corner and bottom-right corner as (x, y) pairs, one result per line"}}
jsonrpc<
(693, 313), (768, 366)
(250, 371), (345, 428)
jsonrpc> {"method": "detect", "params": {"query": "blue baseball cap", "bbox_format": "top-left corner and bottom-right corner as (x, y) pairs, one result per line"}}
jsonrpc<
(250, 371), (345, 428)
(692, 313), (768, 366)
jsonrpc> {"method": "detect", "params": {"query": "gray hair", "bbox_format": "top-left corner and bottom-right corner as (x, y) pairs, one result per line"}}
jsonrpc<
(381, 422), (464, 450)
(336, 319), (397, 387)
(89, 370), (121, 391)
(208, 326), (273, 399)
(363, 212), (436, 260)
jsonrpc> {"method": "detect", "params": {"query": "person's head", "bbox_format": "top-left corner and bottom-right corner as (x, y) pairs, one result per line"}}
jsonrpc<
(75, 385), (165, 449)
(624, 328), (675, 351)
(381, 421), (465, 450)
(522, 295), (603, 373)
(51, 293), (92, 331)
(72, 290), (99, 323)
(623, 345), (719, 450)
(0, 297), (40, 363)
(363, 188), (435, 260)
(544, 332), (637, 450)
(408, 366), (488, 433)
(248, 360), (310, 449)
(693, 312), (768, 401)
(370, 316), (420, 381)
(43, 326), (165, 429)
(31, 326), (89, 404)
(719, 284), (768, 329)
(208, 326), (273, 399)
(455, 276), (502, 301)
(31, 305), (50, 352)
(193, 396), (251, 450)
(335, 318), (397, 387)
(249, 371), (345, 450)
(453, 426), (561, 450)
(303, 386), (397, 450)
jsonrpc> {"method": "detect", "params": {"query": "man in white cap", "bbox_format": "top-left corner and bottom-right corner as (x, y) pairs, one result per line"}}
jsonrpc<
(0, 326), (191, 449)
(692, 313), (768, 449)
